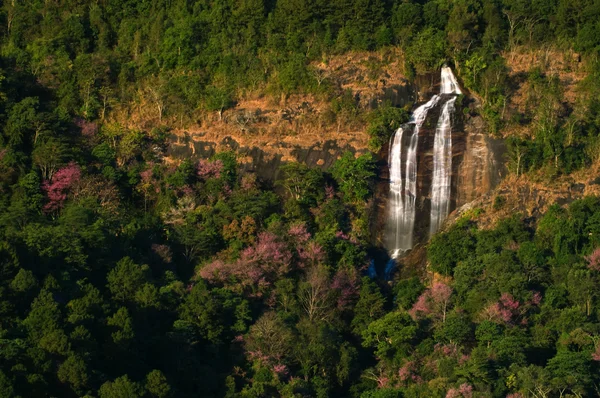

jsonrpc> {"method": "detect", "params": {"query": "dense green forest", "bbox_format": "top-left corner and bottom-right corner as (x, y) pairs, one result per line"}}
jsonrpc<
(2, 0), (600, 397)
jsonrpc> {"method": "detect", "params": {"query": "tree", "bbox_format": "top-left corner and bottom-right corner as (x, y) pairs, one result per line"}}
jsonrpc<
(57, 354), (89, 394)
(32, 138), (68, 180)
(106, 257), (149, 302)
(205, 85), (234, 121)
(298, 266), (335, 322)
(22, 289), (62, 342)
(145, 370), (171, 398)
(41, 162), (81, 213)
(351, 278), (386, 335)
(99, 375), (143, 398)
(362, 312), (417, 363)
(107, 307), (135, 346)
(331, 152), (377, 203)
(277, 163), (324, 206)
(409, 283), (453, 323)
(546, 350), (594, 396)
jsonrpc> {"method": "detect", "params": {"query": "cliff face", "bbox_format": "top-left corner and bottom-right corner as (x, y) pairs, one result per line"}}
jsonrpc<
(374, 94), (506, 249)
(164, 67), (505, 250)
(453, 110), (505, 208)
(167, 132), (367, 181)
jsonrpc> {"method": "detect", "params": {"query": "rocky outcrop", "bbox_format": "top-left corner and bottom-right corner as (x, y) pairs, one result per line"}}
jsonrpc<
(453, 110), (505, 208)
(166, 132), (368, 181)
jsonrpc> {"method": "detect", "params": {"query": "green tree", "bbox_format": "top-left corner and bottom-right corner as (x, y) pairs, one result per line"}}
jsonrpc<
(99, 375), (143, 398)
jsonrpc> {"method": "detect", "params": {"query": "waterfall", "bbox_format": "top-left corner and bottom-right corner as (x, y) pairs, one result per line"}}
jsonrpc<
(388, 95), (440, 258)
(386, 66), (462, 258)
(440, 66), (462, 95)
(429, 66), (461, 236)
(429, 97), (456, 236)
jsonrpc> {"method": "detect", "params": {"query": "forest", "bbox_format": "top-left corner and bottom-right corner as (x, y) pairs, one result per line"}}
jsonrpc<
(2, 0), (600, 397)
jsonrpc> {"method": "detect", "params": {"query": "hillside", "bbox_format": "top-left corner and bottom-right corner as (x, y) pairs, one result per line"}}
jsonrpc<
(2, 1), (600, 398)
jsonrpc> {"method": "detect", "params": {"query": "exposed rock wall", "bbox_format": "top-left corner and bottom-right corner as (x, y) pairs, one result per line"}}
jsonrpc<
(166, 132), (367, 181)
(374, 96), (505, 249)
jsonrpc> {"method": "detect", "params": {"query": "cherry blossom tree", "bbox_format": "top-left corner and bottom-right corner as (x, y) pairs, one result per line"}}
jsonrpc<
(41, 162), (81, 213)
(409, 282), (453, 322)
(197, 159), (223, 180)
(482, 293), (521, 325)
(331, 268), (360, 311)
(585, 248), (600, 271)
(200, 232), (293, 296)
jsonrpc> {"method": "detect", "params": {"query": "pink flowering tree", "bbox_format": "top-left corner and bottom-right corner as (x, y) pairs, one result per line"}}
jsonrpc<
(482, 293), (523, 325)
(592, 344), (600, 361)
(199, 232), (293, 297)
(75, 118), (98, 137)
(398, 360), (423, 385)
(288, 223), (325, 267)
(41, 162), (81, 213)
(197, 159), (224, 180)
(409, 282), (453, 322)
(585, 248), (600, 271)
(331, 267), (360, 311)
(136, 167), (160, 212)
(446, 383), (473, 398)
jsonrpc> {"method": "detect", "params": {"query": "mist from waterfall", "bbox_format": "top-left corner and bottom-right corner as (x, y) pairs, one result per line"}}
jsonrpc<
(386, 66), (461, 258)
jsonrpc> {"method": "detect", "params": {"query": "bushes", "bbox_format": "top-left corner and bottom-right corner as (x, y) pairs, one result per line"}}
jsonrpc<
(428, 219), (476, 276)
(367, 103), (409, 151)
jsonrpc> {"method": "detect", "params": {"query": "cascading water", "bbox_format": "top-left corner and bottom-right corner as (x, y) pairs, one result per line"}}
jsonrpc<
(386, 66), (462, 259)
(430, 67), (461, 236)
(440, 65), (462, 95)
(387, 95), (440, 258)
(429, 97), (456, 236)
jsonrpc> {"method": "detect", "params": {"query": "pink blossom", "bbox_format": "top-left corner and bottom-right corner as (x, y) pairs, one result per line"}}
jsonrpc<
(221, 183), (232, 197)
(151, 244), (172, 263)
(483, 293), (521, 324)
(506, 394), (524, 398)
(181, 185), (194, 196)
(297, 241), (325, 266)
(140, 169), (153, 183)
(42, 162), (81, 213)
(199, 232), (293, 296)
(592, 345), (600, 361)
(325, 185), (335, 199)
(336, 231), (350, 240)
(446, 384), (473, 398)
(459, 354), (470, 365)
(376, 376), (389, 388)
(241, 174), (256, 191)
(398, 361), (415, 382)
(331, 268), (359, 310)
(409, 283), (453, 322)
(272, 364), (289, 375)
(197, 159), (223, 179)
(446, 388), (461, 398)
(586, 248), (600, 271)
(75, 118), (98, 137)
(442, 344), (457, 356)
(530, 291), (542, 306)
(459, 383), (473, 398)
(289, 223), (311, 244)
